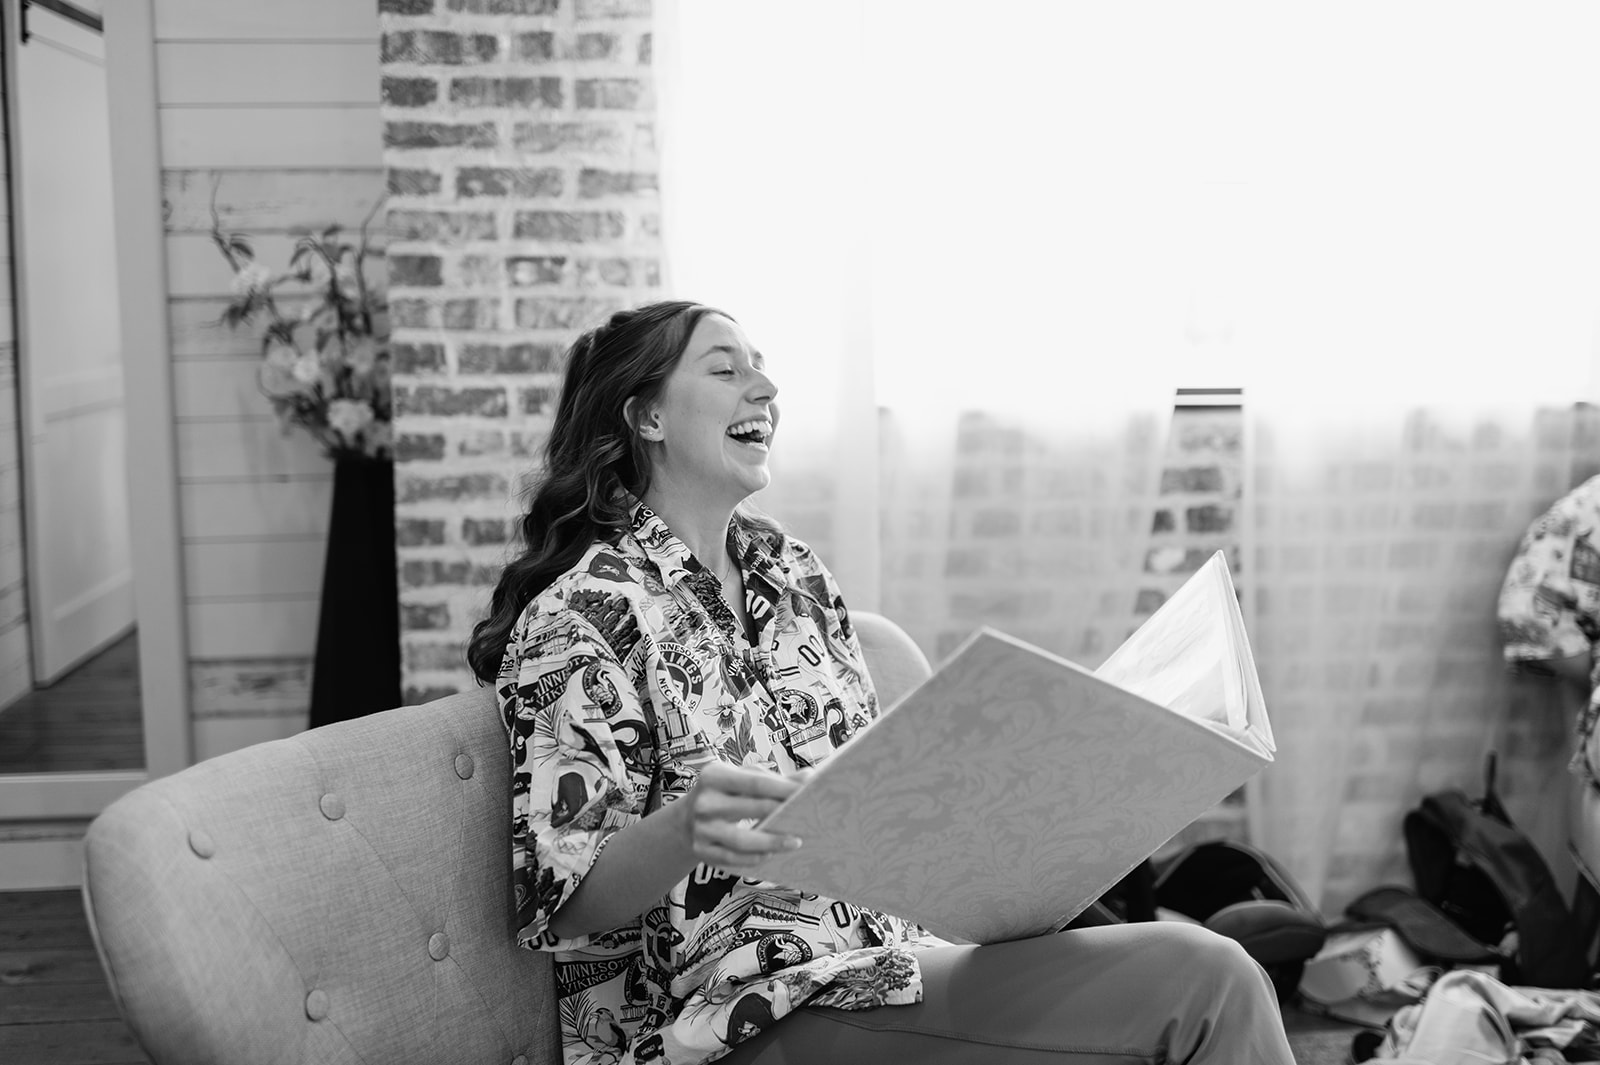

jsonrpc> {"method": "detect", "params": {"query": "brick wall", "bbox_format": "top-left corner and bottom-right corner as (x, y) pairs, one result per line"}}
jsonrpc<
(379, 0), (662, 702)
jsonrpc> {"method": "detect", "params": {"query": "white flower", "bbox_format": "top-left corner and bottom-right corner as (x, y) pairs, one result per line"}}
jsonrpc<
(344, 336), (377, 375)
(291, 354), (322, 385)
(328, 399), (376, 443)
(230, 262), (273, 297)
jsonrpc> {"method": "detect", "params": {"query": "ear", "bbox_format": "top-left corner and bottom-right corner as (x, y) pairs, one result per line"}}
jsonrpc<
(624, 396), (663, 441)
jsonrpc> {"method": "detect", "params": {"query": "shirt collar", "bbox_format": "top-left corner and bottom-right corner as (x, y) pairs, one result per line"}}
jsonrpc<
(626, 499), (795, 596)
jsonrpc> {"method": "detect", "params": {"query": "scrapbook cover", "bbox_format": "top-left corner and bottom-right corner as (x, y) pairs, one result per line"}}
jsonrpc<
(757, 551), (1275, 945)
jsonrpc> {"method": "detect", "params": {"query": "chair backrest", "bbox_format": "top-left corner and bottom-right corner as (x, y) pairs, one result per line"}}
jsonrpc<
(82, 611), (932, 1065)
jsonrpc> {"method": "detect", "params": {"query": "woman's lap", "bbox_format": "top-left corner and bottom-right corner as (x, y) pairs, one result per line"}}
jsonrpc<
(717, 922), (1295, 1065)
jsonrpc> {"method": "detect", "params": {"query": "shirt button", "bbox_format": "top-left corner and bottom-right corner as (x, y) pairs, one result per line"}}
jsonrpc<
(454, 754), (474, 780)
(428, 932), (449, 961)
(319, 794), (345, 820)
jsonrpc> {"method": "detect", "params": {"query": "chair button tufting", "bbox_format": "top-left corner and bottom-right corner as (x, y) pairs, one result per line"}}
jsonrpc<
(187, 829), (215, 859)
(512, 1056), (528, 1065)
(454, 754), (474, 780)
(305, 989), (329, 1021)
(319, 793), (345, 821)
(428, 932), (450, 960)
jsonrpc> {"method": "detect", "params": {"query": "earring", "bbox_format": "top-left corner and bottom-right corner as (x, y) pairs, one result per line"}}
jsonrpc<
(640, 425), (661, 440)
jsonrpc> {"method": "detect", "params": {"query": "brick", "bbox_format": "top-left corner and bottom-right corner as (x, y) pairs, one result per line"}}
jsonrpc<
(512, 430), (548, 457)
(457, 166), (564, 198)
(575, 32), (618, 59)
(638, 212), (660, 237)
(514, 120), (625, 154)
(458, 430), (507, 456)
(396, 518), (448, 546)
(575, 256), (658, 288)
(389, 298), (435, 328)
(446, 0), (558, 11)
(459, 255), (502, 287)
(385, 121), (497, 149)
(396, 384), (509, 418)
(398, 471), (511, 504)
(1160, 466), (1223, 493)
(971, 509), (1020, 537)
(396, 432), (447, 462)
(1185, 504), (1233, 534)
(514, 296), (625, 330)
(405, 641), (470, 673)
(577, 167), (658, 198)
(507, 256), (567, 286)
(450, 76), (563, 109)
(463, 517), (509, 545)
(391, 342), (446, 374)
(388, 255), (444, 287)
(401, 559), (500, 587)
(520, 386), (557, 414)
(513, 210), (625, 242)
(443, 298), (501, 330)
(380, 0), (434, 12)
(387, 209), (498, 243)
(388, 168), (443, 196)
(382, 76), (438, 108)
(381, 31), (500, 65)
(1134, 588), (1166, 614)
(517, 31), (557, 61)
(576, 0), (650, 16)
(575, 78), (650, 110)
(459, 341), (563, 374)
(402, 602), (451, 630)
(638, 31), (651, 64)
(1151, 508), (1175, 533)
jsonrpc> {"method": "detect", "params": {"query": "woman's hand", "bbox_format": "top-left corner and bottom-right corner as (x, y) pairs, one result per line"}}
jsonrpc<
(678, 762), (809, 872)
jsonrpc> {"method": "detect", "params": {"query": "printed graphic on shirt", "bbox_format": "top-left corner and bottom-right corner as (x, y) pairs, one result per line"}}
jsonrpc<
(497, 503), (933, 1065)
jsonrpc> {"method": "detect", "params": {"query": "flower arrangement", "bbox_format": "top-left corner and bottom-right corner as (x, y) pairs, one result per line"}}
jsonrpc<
(212, 189), (392, 462)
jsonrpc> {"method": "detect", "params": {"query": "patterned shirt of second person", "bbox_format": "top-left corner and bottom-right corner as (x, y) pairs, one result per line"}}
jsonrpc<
(1498, 473), (1600, 786)
(495, 503), (940, 1065)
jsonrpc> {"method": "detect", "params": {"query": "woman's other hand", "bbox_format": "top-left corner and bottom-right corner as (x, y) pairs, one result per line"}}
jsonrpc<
(679, 762), (806, 872)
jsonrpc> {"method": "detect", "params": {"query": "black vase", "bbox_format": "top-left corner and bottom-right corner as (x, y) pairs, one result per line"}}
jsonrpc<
(308, 456), (402, 729)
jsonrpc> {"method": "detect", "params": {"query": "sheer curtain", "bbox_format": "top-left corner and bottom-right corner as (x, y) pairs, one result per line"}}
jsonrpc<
(1228, 6), (1600, 910)
(654, 1), (1243, 666)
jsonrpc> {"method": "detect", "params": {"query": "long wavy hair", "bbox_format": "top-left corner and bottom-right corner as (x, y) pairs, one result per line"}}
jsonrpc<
(467, 300), (780, 684)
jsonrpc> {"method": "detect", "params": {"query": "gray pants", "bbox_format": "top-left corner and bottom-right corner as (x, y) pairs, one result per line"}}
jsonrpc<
(720, 922), (1296, 1064)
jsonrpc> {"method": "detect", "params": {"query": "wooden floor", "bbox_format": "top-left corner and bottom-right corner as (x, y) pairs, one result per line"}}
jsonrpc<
(0, 890), (149, 1065)
(0, 631), (143, 774)
(0, 888), (1361, 1065)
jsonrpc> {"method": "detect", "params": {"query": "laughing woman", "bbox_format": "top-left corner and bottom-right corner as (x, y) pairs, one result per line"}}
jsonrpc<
(469, 301), (1294, 1065)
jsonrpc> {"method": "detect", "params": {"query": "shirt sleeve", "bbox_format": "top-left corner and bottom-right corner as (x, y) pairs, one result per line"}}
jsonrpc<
(503, 607), (655, 951)
(1498, 497), (1597, 669)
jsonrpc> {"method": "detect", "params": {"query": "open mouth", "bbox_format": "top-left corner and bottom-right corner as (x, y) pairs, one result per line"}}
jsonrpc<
(726, 418), (773, 449)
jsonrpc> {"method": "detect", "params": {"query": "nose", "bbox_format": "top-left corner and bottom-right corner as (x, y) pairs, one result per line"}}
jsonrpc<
(748, 366), (777, 404)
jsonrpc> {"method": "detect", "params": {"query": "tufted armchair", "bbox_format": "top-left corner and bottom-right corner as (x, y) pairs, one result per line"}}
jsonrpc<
(81, 612), (933, 1065)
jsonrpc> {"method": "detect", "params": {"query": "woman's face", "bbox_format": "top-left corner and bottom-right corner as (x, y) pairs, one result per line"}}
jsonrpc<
(637, 314), (779, 505)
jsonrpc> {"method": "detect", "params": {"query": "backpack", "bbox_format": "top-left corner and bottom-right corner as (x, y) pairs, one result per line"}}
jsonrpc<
(1080, 841), (1328, 1001)
(1402, 752), (1590, 988)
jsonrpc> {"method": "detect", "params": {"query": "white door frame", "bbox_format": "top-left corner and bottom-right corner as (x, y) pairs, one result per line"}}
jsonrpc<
(0, 0), (188, 861)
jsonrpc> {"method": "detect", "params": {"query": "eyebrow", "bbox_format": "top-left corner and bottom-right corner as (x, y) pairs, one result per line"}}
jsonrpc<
(699, 344), (765, 366)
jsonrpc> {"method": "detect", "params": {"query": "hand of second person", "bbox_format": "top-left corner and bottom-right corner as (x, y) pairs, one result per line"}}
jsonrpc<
(678, 762), (806, 873)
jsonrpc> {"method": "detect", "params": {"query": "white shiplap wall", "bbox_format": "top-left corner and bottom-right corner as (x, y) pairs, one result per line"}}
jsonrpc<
(0, 86), (30, 711)
(154, 0), (383, 759)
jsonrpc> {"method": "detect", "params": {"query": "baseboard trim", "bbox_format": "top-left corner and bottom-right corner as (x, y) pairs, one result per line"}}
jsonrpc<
(0, 838), (84, 889)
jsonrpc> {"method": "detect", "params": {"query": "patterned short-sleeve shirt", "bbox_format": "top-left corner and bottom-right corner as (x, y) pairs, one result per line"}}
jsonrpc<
(1498, 474), (1600, 785)
(496, 503), (939, 1065)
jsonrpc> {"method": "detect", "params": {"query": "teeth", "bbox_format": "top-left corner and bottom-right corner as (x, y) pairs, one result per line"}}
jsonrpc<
(727, 419), (773, 442)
